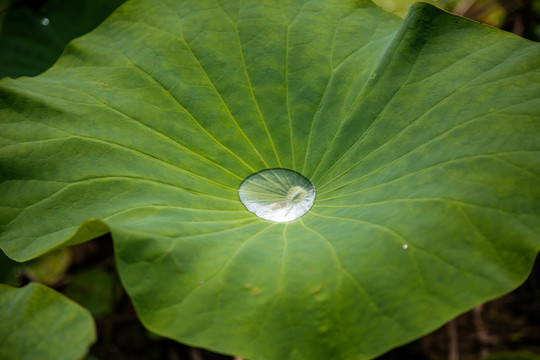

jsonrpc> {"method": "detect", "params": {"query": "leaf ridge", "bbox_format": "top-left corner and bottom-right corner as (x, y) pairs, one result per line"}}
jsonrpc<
(279, 0), (314, 170)
(317, 95), (540, 194)
(243, 223), (295, 353)
(124, 16), (270, 170)
(72, 135), (238, 191)
(317, 197), (540, 218)
(153, 223), (275, 314)
(318, 151), (539, 203)
(316, 37), (521, 187)
(59, 81), (245, 181)
(284, 23), (295, 169)
(106, 44), (259, 173)
(302, 29), (394, 175)
(2, 94), (246, 192)
(233, 24), (283, 168)
(2, 176), (240, 236)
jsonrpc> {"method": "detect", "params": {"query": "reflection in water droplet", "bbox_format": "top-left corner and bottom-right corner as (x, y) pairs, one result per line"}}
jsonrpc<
(41, 17), (50, 26)
(238, 168), (316, 223)
(402, 244), (408, 250)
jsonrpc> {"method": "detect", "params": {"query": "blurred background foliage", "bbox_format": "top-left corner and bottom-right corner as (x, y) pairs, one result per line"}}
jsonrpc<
(372, 0), (540, 40)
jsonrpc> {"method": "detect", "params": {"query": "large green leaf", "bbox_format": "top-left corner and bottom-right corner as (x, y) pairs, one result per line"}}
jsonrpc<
(0, 0), (539, 359)
(0, 282), (96, 360)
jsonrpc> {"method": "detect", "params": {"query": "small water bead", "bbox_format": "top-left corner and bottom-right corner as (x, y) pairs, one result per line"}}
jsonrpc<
(41, 17), (50, 26)
(238, 168), (316, 222)
(402, 244), (409, 250)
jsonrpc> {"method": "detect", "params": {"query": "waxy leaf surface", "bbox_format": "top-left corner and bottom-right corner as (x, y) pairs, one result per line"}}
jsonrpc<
(0, 0), (539, 359)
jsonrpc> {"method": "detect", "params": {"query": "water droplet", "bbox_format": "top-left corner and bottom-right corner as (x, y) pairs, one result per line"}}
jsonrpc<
(402, 244), (408, 250)
(41, 17), (50, 26)
(238, 168), (316, 223)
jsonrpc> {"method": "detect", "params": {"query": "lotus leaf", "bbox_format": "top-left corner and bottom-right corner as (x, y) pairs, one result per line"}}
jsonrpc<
(0, 0), (539, 359)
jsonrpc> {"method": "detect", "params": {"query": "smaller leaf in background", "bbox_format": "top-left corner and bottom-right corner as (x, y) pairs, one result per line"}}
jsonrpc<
(63, 268), (119, 317)
(0, 0), (126, 78)
(0, 249), (18, 285)
(0, 282), (96, 360)
(16, 247), (71, 286)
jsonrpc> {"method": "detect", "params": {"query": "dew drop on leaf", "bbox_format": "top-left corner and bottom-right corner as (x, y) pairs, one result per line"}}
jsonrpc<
(41, 17), (50, 26)
(238, 169), (316, 223)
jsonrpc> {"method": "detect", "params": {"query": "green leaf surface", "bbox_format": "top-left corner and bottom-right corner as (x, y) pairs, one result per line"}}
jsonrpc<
(0, 0), (126, 78)
(0, 0), (539, 359)
(0, 282), (96, 360)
